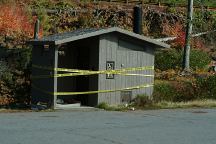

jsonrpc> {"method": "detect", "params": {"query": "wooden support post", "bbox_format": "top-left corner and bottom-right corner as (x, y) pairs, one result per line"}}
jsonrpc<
(34, 19), (40, 39)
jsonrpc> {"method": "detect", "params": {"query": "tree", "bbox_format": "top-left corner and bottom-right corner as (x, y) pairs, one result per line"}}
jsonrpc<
(0, 4), (43, 39)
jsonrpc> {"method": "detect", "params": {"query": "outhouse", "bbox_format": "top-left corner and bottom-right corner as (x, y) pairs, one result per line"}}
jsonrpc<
(29, 27), (170, 109)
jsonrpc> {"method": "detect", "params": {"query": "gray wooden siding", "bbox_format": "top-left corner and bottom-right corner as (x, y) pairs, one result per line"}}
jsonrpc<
(98, 34), (155, 105)
(31, 45), (56, 107)
(98, 34), (119, 105)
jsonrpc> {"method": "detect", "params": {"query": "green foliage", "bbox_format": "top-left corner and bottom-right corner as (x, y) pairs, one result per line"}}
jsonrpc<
(97, 102), (128, 111)
(155, 49), (182, 71)
(190, 49), (211, 70)
(196, 75), (216, 99)
(97, 102), (109, 109)
(30, 0), (76, 9)
(154, 75), (216, 102)
(153, 81), (197, 102)
(155, 49), (211, 71)
(153, 82), (178, 102)
(34, 8), (51, 34)
(0, 61), (13, 85)
(133, 94), (153, 108)
(54, 1), (76, 9)
(0, 61), (9, 77)
(0, 47), (31, 105)
(144, 0), (216, 7)
(0, 0), (14, 4)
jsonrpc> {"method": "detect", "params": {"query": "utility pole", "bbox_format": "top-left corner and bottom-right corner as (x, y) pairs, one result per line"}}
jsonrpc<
(182, 0), (194, 73)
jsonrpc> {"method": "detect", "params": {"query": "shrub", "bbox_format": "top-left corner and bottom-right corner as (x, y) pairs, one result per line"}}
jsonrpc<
(153, 81), (196, 102)
(153, 74), (216, 103)
(196, 75), (216, 99)
(0, 4), (33, 37)
(0, 61), (9, 78)
(133, 94), (153, 108)
(155, 49), (181, 71)
(153, 82), (177, 102)
(97, 102), (109, 109)
(189, 50), (211, 70)
(155, 49), (211, 71)
(171, 81), (196, 101)
(0, 47), (31, 106)
(97, 102), (128, 111)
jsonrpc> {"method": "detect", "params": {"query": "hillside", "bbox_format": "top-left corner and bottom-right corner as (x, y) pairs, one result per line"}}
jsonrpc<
(0, 0), (216, 107)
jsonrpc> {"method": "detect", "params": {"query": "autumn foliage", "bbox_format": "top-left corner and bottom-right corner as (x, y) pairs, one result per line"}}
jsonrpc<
(162, 20), (186, 48)
(0, 4), (42, 39)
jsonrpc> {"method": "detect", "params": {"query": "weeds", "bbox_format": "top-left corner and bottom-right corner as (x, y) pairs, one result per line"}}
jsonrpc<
(97, 102), (129, 111)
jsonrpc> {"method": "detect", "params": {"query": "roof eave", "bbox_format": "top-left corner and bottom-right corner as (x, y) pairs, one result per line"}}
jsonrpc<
(27, 27), (170, 48)
(113, 27), (170, 49)
(54, 28), (116, 45)
(27, 40), (55, 45)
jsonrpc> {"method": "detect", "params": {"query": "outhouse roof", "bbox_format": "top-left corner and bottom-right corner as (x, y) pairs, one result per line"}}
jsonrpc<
(29, 27), (170, 48)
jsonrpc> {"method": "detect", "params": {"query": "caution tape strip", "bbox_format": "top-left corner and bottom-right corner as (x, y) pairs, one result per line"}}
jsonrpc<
(32, 83), (154, 96)
(31, 65), (154, 96)
(32, 73), (154, 79)
(32, 64), (154, 73)
(32, 64), (154, 78)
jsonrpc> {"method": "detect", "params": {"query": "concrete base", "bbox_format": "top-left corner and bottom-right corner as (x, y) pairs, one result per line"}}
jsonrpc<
(55, 103), (98, 111)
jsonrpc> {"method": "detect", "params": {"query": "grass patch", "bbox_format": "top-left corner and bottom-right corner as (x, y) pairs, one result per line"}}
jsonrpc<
(97, 100), (216, 111)
(97, 102), (129, 111)
(154, 100), (216, 109)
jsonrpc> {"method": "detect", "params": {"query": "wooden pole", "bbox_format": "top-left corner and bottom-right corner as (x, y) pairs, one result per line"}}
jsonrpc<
(34, 19), (40, 39)
(182, 0), (193, 73)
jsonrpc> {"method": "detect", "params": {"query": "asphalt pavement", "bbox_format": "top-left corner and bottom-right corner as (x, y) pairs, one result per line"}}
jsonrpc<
(0, 108), (216, 144)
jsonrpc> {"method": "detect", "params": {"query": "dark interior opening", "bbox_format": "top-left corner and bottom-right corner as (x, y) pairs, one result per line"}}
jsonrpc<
(57, 37), (99, 107)
(75, 45), (90, 106)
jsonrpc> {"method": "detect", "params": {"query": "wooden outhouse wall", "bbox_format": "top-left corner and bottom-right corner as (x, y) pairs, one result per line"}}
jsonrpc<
(98, 33), (155, 105)
(31, 44), (58, 107)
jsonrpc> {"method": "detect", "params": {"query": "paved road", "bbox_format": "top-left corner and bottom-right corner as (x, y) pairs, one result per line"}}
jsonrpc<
(0, 109), (216, 144)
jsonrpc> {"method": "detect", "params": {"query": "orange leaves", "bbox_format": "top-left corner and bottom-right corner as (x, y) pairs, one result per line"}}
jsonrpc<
(162, 20), (186, 48)
(162, 21), (183, 37)
(175, 31), (186, 48)
(0, 4), (42, 38)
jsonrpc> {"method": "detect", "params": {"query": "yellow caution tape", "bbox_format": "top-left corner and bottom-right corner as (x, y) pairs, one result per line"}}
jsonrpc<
(32, 73), (154, 79)
(32, 64), (154, 79)
(32, 83), (154, 96)
(31, 64), (154, 96)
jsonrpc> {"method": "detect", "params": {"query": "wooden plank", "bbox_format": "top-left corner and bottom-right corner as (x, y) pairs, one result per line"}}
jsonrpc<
(116, 42), (123, 104)
(98, 35), (107, 104)
(132, 51), (138, 97)
(148, 47), (155, 96)
(136, 50), (141, 95)
(140, 48), (147, 96)
(117, 43), (126, 103)
(109, 35), (118, 105)
(106, 34), (111, 104)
